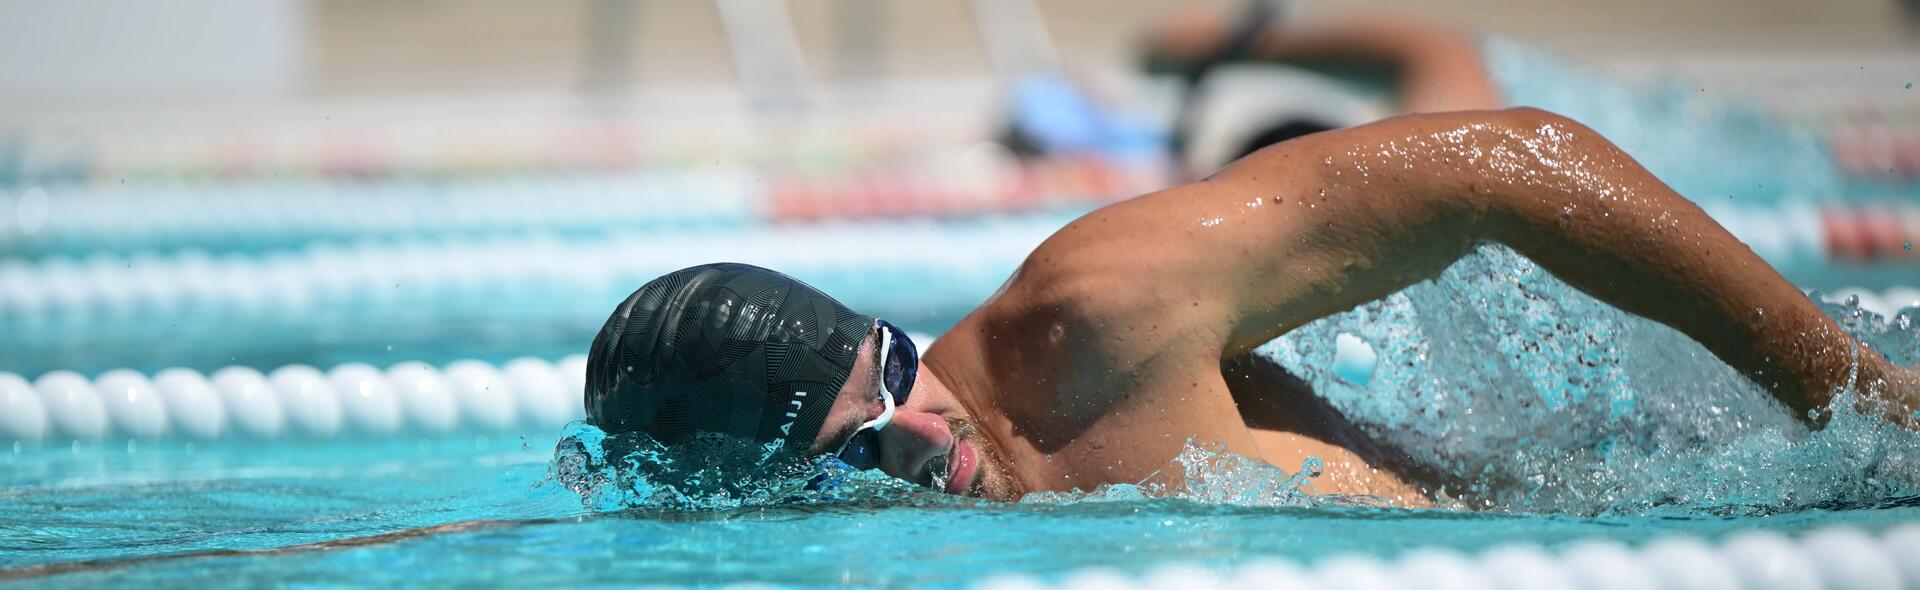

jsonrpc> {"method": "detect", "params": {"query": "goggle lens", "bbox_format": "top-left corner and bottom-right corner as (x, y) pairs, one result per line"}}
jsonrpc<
(878, 319), (918, 406)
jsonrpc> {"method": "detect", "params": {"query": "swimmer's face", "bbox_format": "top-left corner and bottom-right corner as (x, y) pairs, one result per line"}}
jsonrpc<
(808, 332), (1021, 500)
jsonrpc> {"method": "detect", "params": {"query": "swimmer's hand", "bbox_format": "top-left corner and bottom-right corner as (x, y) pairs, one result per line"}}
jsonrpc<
(1849, 362), (1920, 430)
(1891, 365), (1920, 429)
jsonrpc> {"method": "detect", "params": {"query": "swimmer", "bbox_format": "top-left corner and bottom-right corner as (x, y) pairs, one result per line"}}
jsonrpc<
(1147, 4), (1504, 177)
(1142, 5), (1501, 116)
(1002, 2), (1504, 181)
(586, 108), (1920, 505)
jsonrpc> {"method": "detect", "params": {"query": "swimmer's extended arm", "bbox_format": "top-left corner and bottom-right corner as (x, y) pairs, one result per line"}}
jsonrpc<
(1156, 108), (1913, 427)
(1143, 10), (1501, 113)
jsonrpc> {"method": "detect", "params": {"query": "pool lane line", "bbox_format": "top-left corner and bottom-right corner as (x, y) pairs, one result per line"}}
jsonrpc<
(0, 517), (570, 581)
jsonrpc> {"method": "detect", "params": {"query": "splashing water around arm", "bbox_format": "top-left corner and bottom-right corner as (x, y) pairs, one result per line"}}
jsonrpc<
(1165, 107), (1915, 429)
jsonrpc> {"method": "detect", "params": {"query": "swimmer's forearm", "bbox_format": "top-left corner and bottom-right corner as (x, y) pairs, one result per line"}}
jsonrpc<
(1413, 110), (1899, 423)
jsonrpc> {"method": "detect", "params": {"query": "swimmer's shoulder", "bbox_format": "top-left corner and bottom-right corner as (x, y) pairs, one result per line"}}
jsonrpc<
(948, 210), (1233, 380)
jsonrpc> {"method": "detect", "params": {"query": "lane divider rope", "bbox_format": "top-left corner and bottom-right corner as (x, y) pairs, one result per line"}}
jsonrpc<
(0, 356), (588, 444)
(0, 219), (1061, 326)
(0, 159), (1163, 254)
(975, 523), (1920, 590)
(1, 213), (1913, 330)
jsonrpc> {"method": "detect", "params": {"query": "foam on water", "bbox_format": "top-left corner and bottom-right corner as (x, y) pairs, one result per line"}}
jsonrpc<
(550, 422), (1359, 512)
(549, 422), (963, 512)
(1258, 244), (1920, 515)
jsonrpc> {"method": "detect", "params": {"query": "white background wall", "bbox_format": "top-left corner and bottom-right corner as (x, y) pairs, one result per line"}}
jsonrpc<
(0, 0), (304, 109)
(0, 0), (1912, 126)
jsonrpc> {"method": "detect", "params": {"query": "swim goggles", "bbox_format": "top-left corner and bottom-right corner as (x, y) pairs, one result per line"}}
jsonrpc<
(830, 318), (918, 471)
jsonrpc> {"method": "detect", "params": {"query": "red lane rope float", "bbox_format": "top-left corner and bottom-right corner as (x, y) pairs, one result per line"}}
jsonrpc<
(1822, 204), (1919, 263)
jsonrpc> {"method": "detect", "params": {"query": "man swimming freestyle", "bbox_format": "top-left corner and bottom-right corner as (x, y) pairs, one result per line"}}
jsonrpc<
(585, 108), (1920, 506)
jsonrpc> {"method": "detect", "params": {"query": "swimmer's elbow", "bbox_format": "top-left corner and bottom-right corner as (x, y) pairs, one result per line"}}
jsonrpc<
(1493, 106), (1560, 121)
(1488, 108), (1613, 153)
(1443, 107), (1626, 187)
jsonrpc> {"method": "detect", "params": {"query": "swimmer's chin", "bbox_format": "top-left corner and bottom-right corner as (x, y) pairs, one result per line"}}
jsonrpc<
(969, 477), (1022, 502)
(940, 417), (1023, 501)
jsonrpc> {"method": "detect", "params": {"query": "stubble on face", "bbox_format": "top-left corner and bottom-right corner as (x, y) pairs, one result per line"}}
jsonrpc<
(945, 415), (1023, 501)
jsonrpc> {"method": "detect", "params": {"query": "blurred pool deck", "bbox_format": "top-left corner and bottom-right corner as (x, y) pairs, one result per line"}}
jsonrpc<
(1, 0), (1915, 132)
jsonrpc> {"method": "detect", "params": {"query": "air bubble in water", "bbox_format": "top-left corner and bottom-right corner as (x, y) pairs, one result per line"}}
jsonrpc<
(1332, 333), (1377, 385)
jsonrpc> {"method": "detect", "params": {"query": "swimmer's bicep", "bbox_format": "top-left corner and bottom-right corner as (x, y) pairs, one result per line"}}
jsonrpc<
(1119, 168), (1351, 352)
(1187, 119), (1497, 353)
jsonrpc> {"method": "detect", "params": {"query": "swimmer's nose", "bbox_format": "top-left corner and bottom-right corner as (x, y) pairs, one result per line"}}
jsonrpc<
(876, 410), (952, 486)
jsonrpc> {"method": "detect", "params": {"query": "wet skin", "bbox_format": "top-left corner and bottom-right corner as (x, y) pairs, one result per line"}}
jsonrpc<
(815, 108), (1920, 504)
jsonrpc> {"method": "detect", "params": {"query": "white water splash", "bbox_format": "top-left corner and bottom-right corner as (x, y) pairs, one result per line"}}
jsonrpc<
(1259, 244), (1920, 515)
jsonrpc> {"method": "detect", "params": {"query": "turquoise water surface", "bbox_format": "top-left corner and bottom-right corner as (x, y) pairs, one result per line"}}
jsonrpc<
(4, 420), (1916, 587)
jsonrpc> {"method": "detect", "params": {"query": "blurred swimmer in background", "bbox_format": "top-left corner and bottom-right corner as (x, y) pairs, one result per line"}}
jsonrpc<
(1001, 1), (1503, 180)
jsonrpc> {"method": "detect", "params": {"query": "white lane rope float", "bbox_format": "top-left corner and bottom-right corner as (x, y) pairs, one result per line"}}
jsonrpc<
(976, 523), (1920, 590)
(0, 219), (1060, 326)
(0, 356), (587, 444)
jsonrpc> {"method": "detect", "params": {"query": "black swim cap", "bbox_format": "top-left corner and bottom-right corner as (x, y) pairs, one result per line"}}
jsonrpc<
(585, 263), (875, 451)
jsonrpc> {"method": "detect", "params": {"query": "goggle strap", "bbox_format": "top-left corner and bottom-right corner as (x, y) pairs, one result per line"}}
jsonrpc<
(856, 321), (897, 432)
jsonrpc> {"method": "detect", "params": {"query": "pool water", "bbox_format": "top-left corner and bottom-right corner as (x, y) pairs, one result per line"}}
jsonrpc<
(4, 281), (1915, 586)
(6, 39), (1920, 588)
(5, 428), (1917, 587)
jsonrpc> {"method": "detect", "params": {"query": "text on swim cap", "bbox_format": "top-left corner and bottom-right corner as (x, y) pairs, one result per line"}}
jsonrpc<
(772, 390), (808, 448)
